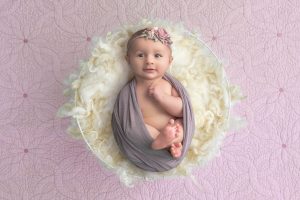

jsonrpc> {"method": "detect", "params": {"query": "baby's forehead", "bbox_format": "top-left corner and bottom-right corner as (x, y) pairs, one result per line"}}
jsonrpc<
(129, 38), (171, 52)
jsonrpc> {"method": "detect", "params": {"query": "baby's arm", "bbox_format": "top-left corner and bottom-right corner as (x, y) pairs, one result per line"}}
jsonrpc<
(148, 84), (183, 117)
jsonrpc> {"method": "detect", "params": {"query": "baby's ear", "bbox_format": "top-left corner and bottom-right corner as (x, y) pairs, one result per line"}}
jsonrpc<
(125, 55), (129, 63)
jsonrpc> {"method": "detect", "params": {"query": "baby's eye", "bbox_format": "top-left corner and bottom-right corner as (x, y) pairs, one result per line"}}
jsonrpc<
(155, 54), (162, 58)
(137, 53), (144, 57)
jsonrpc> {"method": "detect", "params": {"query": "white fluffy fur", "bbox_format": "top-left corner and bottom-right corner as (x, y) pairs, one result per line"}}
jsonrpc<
(58, 19), (244, 187)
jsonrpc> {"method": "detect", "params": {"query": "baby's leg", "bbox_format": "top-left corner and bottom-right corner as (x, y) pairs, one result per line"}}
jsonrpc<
(148, 119), (179, 150)
(170, 119), (183, 158)
(170, 143), (183, 158)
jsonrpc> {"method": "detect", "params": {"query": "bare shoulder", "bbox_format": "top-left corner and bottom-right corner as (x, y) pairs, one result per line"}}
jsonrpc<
(160, 78), (172, 93)
(161, 78), (179, 97)
(171, 86), (180, 97)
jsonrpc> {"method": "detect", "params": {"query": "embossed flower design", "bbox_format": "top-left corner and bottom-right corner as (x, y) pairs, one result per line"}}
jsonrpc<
(189, 2), (247, 58)
(0, 13), (58, 69)
(252, 116), (300, 174)
(244, 2), (300, 62)
(0, 123), (56, 180)
(250, 60), (300, 121)
(0, 68), (61, 125)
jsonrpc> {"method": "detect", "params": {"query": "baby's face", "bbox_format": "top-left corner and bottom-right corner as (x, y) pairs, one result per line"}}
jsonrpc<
(126, 38), (172, 81)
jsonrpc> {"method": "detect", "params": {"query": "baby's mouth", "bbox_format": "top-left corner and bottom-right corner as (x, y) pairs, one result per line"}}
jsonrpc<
(143, 68), (155, 72)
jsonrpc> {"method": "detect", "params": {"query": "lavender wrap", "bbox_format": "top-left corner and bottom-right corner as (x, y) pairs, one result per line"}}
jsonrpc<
(111, 74), (195, 172)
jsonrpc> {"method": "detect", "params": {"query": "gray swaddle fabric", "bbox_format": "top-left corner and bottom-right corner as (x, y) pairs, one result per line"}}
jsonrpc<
(111, 73), (195, 172)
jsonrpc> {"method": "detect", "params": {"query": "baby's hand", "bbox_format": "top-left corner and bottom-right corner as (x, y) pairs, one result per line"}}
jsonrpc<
(148, 82), (165, 101)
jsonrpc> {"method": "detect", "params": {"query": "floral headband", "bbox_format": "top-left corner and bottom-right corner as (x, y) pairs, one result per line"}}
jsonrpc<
(134, 27), (173, 46)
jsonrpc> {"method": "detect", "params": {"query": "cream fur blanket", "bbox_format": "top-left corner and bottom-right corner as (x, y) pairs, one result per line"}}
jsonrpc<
(58, 19), (244, 187)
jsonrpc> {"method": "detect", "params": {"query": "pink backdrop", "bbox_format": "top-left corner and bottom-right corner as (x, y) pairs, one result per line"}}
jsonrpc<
(1, 0), (300, 199)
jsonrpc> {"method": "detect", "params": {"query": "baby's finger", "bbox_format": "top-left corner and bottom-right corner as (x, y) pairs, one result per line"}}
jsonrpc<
(148, 86), (154, 93)
(148, 91), (155, 97)
(149, 86), (154, 91)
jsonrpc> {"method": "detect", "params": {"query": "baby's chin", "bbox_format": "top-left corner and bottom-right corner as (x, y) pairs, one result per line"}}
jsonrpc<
(134, 74), (164, 82)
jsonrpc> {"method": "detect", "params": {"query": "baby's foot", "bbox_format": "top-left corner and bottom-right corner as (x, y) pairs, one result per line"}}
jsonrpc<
(170, 142), (183, 158)
(151, 119), (178, 150)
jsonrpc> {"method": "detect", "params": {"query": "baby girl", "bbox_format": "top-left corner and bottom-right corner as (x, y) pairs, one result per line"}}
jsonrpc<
(125, 27), (184, 158)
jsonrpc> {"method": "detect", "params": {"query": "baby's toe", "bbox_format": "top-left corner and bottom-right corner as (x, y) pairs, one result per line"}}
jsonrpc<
(174, 142), (182, 148)
(169, 119), (175, 125)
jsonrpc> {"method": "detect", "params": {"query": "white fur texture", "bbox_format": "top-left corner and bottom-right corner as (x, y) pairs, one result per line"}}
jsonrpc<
(58, 19), (244, 187)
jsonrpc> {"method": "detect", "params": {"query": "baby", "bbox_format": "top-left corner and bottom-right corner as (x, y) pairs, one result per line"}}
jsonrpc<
(125, 27), (184, 158)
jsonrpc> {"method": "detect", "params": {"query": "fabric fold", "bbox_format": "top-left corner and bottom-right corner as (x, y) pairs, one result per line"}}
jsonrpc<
(112, 73), (195, 172)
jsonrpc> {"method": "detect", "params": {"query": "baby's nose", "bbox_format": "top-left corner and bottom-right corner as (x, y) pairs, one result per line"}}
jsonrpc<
(146, 55), (154, 64)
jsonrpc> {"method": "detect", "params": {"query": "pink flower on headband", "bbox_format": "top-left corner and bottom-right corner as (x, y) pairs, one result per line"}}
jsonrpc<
(140, 27), (173, 46)
(154, 27), (172, 46)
